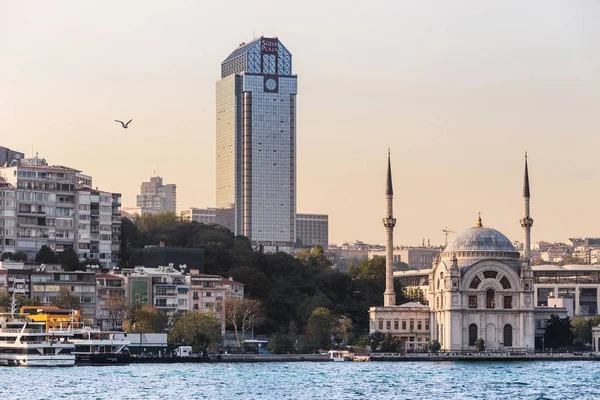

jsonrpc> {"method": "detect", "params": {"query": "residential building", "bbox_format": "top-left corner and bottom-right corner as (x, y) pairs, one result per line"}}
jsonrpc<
(180, 207), (216, 224)
(126, 265), (189, 322)
(0, 146), (24, 167)
(187, 270), (245, 333)
(96, 274), (127, 330)
(136, 176), (177, 213)
(0, 155), (121, 266)
(75, 188), (122, 268)
(0, 261), (32, 297)
(296, 213), (328, 249)
(368, 302), (431, 352)
(0, 176), (17, 254)
(216, 37), (297, 253)
(30, 269), (97, 323)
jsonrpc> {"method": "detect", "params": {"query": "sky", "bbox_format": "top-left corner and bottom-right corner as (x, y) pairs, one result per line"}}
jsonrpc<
(1, 1), (599, 247)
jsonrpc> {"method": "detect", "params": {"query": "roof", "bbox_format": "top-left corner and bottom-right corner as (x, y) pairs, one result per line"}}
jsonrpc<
(398, 302), (429, 308)
(386, 150), (393, 196)
(222, 38), (261, 63)
(532, 265), (600, 272)
(523, 154), (530, 197)
(96, 274), (124, 279)
(444, 226), (517, 253)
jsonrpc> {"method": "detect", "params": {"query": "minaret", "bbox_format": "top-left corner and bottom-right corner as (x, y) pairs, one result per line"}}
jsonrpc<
(383, 150), (397, 306)
(520, 152), (533, 259)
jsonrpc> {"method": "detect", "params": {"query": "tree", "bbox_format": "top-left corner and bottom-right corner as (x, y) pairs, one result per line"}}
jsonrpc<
(307, 307), (336, 349)
(58, 248), (80, 271)
(224, 298), (265, 348)
(429, 339), (441, 353)
(129, 305), (168, 333)
(296, 244), (331, 268)
(404, 287), (426, 304)
(474, 338), (485, 352)
(268, 331), (296, 354)
(12, 251), (28, 262)
(170, 311), (222, 353)
(35, 245), (57, 264)
(0, 289), (10, 312)
(544, 314), (574, 350)
(104, 294), (129, 329)
(52, 287), (81, 310)
(335, 317), (354, 345)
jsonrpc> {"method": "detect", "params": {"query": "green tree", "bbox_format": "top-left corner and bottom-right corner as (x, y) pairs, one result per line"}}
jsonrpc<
(335, 317), (354, 345)
(544, 314), (574, 349)
(307, 307), (336, 349)
(296, 244), (331, 268)
(268, 331), (296, 354)
(475, 338), (485, 351)
(11, 251), (28, 262)
(129, 305), (168, 333)
(170, 311), (222, 353)
(404, 287), (426, 304)
(51, 287), (81, 310)
(58, 248), (80, 271)
(0, 289), (10, 312)
(35, 245), (57, 264)
(429, 339), (441, 353)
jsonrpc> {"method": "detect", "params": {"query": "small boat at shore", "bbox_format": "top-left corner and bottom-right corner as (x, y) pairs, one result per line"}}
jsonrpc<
(328, 350), (348, 362)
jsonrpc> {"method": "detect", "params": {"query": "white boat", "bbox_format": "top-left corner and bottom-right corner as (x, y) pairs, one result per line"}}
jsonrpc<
(328, 350), (348, 362)
(0, 319), (75, 367)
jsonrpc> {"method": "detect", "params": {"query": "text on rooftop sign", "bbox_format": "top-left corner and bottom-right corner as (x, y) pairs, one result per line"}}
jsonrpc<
(262, 38), (278, 54)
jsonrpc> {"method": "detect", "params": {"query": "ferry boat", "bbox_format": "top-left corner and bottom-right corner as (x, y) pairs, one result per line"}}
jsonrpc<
(67, 327), (131, 365)
(0, 318), (75, 367)
(21, 306), (131, 365)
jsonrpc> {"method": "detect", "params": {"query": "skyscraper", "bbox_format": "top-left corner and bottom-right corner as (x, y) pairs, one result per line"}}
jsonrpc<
(216, 37), (297, 253)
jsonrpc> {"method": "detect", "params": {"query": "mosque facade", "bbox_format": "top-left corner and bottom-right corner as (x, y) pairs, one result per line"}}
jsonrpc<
(370, 154), (536, 352)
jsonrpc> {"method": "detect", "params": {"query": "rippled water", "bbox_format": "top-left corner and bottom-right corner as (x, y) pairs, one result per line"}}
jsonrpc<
(1, 361), (599, 399)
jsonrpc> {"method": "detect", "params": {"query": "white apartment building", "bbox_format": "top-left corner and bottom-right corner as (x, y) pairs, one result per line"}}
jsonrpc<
(0, 156), (121, 267)
(180, 208), (216, 224)
(136, 176), (177, 213)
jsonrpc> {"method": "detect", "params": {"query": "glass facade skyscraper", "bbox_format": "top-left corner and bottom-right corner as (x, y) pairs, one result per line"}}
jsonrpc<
(216, 37), (297, 253)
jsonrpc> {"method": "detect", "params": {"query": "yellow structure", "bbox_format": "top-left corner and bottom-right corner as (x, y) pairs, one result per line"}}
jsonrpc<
(20, 306), (81, 330)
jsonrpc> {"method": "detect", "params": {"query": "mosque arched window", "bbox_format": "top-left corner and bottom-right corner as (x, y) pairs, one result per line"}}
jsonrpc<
(486, 289), (495, 308)
(469, 324), (477, 346)
(483, 271), (498, 279)
(469, 276), (481, 289)
(504, 324), (513, 347)
(500, 276), (511, 289)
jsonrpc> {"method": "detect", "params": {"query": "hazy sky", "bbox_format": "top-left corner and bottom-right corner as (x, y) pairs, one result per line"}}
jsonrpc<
(1, 1), (599, 247)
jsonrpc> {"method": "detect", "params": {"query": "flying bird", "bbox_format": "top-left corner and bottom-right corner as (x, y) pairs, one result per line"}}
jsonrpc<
(115, 119), (132, 128)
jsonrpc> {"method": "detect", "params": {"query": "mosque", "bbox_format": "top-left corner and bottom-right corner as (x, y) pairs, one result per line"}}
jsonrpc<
(370, 153), (536, 352)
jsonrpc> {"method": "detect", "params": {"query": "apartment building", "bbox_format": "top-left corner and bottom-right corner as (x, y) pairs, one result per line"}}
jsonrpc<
(0, 155), (121, 268)
(180, 207), (216, 224)
(96, 274), (127, 330)
(136, 176), (177, 213)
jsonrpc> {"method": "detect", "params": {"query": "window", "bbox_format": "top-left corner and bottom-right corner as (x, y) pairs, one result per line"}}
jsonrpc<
(504, 296), (512, 309)
(386, 321), (391, 330)
(504, 324), (513, 347)
(469, 324), (478, 346)
(486, 289), (495, 308)
(500, 276), (511, 289)
(394, 320), (399, 330)
(409, 320), (414, 331)
(425, 320), (430, 330)
(193, 291), (199, 300)
(378, 320), (383, 330)
(483, 271), (498, 279)
(402, 321), (406, 330)
(417, 321), (422, 330)
(470, 276), (481, 289)
(469, 295), (478, 309)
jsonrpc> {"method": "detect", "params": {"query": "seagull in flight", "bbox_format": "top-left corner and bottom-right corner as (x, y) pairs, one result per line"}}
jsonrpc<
(115, 119), (132, 128)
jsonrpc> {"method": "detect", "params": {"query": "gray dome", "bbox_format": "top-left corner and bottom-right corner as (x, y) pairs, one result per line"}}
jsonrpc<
(444, 226), (517, 253)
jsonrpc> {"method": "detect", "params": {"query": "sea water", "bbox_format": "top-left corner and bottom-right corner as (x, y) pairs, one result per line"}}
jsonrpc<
(1, 361), (598, 399)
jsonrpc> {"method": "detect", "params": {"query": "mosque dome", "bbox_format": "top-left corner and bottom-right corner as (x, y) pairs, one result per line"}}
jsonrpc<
(442, 214), (518, 256)
(444, 226), (517, 253)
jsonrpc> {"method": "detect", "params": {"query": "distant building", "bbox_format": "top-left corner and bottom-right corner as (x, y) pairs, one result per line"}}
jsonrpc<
(0, 146), (24, 167)
(136, 176), (177, 213)
(180, 208), (216, 224)
(121, 206), (161, 220)
(95, 274), (127, 330)
(129, 246), (204, 272)
(296, 213), (328, 249)
(369, 247), (440, 270)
